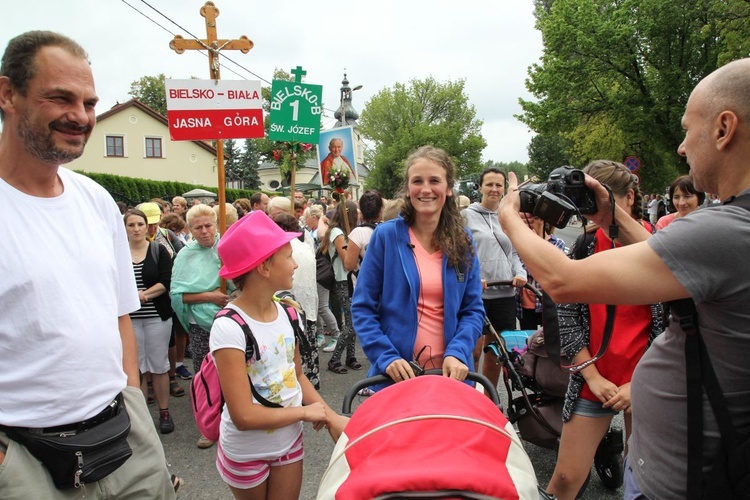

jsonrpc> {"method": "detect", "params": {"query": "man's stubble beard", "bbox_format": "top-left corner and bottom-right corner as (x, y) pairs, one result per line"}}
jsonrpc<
(18, 111), (88, 165)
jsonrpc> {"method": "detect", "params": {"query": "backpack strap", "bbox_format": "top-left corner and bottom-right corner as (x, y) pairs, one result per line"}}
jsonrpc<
(166, 228), (184, 255)
(673, 298), (741, 498)
(149, 241), (159, 264)
(674, 298), (706, 498)
(214, 308), (261, 362)
(276, 295), (312, 355)
(720, 193), (750, 211)
(212, 308), (281, 409)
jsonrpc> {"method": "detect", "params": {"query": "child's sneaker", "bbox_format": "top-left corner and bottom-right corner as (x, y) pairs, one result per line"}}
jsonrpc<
(316, 334), (325, 347)
(322, 338), (337, 352)
(159, 410), (175, 434)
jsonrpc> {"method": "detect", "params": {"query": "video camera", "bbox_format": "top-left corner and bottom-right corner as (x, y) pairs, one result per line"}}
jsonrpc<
(519, 166), (597, 229)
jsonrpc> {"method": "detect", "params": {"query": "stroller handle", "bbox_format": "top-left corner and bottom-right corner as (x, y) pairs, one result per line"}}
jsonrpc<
(342, 369), (501, 415)
(484, 280), (542, 299)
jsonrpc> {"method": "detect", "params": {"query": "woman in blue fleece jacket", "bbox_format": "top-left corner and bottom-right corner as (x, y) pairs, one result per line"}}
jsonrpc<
(351, 146), (484, 383)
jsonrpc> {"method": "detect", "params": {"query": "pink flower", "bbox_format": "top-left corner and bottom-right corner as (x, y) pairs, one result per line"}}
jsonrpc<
(300, 143), (313, 152)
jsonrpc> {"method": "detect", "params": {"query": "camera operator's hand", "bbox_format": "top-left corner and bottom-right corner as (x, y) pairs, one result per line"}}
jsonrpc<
(499, 172), (522, 215)
(583, 174), (615, 228)
(584, 174), (653, 244)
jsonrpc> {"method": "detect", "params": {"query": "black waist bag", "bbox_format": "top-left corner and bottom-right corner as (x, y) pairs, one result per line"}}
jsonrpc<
(4, 398), (132, 489)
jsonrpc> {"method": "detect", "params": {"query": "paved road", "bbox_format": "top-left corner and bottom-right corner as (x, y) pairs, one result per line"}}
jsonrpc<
(156, 338), (622, 498)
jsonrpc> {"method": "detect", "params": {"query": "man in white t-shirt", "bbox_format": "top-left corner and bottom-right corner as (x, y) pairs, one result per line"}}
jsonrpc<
(0, 31), (174, 498)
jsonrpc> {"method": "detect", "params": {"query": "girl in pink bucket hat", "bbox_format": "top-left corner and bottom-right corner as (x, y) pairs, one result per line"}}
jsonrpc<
(210, 211), (348, 498)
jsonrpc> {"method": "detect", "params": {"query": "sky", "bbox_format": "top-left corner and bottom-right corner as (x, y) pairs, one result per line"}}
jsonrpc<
(1, 0), (544, 164)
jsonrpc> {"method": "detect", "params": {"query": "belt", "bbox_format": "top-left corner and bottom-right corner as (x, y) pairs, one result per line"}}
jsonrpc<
(24, 393), (123, 435)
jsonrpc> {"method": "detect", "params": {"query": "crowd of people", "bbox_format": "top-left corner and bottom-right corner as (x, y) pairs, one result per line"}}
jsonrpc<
(2, 28), (749, 500)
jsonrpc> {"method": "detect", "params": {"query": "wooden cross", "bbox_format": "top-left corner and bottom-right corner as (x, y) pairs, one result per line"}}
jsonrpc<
(168, 1), (253, 292)
(169, 1), (253, 80)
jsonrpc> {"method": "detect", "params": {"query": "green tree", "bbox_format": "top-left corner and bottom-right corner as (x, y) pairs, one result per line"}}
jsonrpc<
(526, 133), (574, 182)
(223, 139), (240, 185)
(505, 161), (528, 180)
(237, 139), (262, 190)
(359, 77), (487, 198)
(129, 74), (167, 115)
(519, 0), (750, 193)
(481, 159), (529, 181)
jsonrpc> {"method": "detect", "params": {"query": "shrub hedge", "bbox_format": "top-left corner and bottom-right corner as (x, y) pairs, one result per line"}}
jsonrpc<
(75, 170), (263, 206)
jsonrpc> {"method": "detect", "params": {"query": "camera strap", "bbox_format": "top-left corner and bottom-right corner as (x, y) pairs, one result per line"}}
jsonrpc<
(542, 291), (616, 374)
(542, 225), (620, 373)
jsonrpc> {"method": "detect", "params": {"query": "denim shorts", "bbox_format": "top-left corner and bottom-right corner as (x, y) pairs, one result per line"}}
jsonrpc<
(571, 397), (618, 418)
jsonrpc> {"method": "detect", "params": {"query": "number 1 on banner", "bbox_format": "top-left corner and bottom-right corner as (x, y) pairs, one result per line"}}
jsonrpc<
(290, 100), (299, 121)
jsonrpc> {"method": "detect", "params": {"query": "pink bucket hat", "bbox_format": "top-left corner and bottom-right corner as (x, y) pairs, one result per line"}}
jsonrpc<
(217, 211), (301, 280)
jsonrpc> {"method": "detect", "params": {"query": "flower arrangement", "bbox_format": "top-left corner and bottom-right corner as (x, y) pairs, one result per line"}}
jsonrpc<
(270, 141), (315, 177)
(328, 164), (350, 193)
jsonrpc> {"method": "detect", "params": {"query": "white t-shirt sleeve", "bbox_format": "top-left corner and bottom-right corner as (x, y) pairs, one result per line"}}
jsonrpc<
(329, 227), (348, 281)
(209, 314), (246, 353)
(348, 227), (373, 260)
(112, 202), (140, 316)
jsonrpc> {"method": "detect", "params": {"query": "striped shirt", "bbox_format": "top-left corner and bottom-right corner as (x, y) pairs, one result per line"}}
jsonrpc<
(130, 261), (159, 318)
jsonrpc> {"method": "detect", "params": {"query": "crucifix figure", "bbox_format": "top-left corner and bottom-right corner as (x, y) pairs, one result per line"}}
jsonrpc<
(169, 1), (253, 80)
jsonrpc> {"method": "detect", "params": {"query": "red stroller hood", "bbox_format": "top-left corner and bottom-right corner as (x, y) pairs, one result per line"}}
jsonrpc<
(317, 376), (538, 499)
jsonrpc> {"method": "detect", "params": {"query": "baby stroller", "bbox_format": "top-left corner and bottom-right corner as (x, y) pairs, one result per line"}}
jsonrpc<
(484, 281), (624, 493)
(317, 371), (544, 499)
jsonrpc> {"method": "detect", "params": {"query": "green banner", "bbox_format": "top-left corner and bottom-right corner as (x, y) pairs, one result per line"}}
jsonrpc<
(268, 80), (323, 142)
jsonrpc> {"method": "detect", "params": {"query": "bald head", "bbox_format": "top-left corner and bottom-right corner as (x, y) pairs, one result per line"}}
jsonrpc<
(679, 58), (750, 198)
(698, 58), (750, 123)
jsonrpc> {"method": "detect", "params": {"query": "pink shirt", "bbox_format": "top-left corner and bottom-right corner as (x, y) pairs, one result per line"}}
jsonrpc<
(656, 212), (676, 230)
(409, 229), (445, 370)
